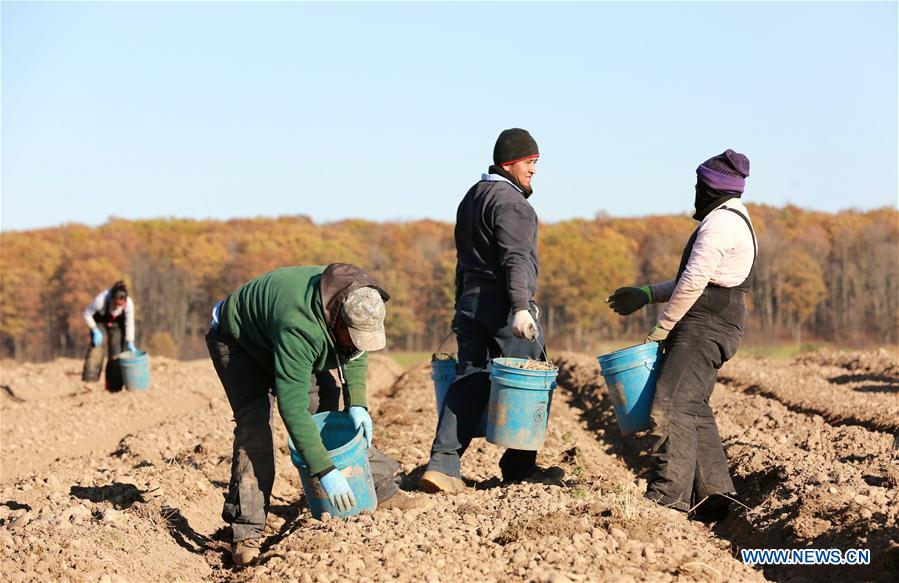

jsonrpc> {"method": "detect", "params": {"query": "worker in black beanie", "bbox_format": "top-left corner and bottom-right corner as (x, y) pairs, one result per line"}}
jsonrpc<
(421, 128), (561, 493)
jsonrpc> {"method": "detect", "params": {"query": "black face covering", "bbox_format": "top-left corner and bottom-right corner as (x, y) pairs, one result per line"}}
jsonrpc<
(693, 183), (741, 221)
(489, 164), (532, 197)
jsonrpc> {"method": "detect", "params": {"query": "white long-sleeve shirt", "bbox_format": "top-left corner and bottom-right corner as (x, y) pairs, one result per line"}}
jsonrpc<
(83, 290), (136, 343)
(650, 200), (756, 330)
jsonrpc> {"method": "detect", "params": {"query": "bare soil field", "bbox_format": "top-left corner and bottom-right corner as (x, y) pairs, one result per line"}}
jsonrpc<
(0, 347), (896, 582)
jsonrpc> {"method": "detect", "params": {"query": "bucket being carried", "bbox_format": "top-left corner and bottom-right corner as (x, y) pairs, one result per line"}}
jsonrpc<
(288, 411), (377, 520)
(486, 358), (558, 450)
(117, 350), (150, 391)
(597, 342), (662, 435)
(431, 353), (487, 438)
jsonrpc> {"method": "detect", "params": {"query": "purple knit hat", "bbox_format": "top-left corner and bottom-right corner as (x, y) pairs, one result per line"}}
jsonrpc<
(696, 149), (750, 193)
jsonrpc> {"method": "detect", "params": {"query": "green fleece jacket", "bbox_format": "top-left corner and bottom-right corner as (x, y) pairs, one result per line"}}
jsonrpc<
(220, 266), (368, 475)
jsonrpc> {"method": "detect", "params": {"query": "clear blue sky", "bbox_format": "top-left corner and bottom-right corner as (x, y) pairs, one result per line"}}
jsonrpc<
(2, 1), (896, 232)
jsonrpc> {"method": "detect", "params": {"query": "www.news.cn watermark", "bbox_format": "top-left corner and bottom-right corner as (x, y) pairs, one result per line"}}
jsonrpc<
(741, 548), (871, 566)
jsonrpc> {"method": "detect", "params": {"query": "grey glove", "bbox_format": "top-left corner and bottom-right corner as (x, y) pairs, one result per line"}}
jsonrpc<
(645, 323), (670, 343)
(607, 286), (652, 316)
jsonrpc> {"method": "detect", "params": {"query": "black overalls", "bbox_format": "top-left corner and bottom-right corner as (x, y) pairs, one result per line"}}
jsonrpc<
(645, 206), (757, 513)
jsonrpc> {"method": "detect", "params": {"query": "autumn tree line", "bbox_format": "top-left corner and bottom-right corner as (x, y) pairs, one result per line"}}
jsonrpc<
(1, 205), (896, 361)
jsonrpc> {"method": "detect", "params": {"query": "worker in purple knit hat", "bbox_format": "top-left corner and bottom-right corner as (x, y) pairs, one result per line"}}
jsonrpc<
(607, 149), (757, 521)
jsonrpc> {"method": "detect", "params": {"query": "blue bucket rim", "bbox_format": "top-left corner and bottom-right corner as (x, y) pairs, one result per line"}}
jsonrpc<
(117, 350), (148, 362)
(289, 411), (365, 467)
(599, 356), (658, 377)
(597, 342), (659, 364)
(431, 358), (457, 368)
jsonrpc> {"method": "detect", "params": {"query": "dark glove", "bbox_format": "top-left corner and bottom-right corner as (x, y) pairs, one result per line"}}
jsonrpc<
(607, 286), (652, 316)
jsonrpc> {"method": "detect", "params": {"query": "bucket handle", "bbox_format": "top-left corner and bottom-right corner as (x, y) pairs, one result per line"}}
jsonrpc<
(540, 344), (553, 389)
(434, 330), (454, 357)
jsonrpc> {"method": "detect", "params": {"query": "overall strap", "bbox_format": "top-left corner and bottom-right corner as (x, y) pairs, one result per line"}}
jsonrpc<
(722, 207), (757, 268)
(675, 229), (700, 282)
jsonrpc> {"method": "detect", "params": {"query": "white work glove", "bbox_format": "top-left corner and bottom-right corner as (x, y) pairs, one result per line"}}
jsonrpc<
(512, 310), (538, 341)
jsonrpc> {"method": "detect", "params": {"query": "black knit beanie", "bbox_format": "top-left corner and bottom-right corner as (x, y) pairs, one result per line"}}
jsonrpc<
(111, 280), (128, 300)
(493, 128), (539, 166)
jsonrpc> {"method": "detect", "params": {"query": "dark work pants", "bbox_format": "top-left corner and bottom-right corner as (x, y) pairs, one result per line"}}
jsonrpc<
(206, 327), (399, 542)
(645, 289), (744, 512)
(82, 316), (127, 389)
(427, 292), (545, 481)
(104, 321), (126, 390)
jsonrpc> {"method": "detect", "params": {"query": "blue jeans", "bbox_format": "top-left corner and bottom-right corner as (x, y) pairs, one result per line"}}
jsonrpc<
(426, 292), (545, 480)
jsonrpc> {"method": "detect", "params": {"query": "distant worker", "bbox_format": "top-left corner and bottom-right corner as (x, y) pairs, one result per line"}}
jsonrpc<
(608, 149), (756, 521)
(421, 128), (562, 494)
(207, 264), (422, 567)
(82, 280), (138, 388)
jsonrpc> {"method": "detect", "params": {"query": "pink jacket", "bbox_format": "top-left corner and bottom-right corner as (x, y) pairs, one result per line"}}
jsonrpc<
(650, 200), (755, 330)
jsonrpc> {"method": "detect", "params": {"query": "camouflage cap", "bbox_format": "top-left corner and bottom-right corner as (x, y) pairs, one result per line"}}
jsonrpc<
(341, 287), (387, 352)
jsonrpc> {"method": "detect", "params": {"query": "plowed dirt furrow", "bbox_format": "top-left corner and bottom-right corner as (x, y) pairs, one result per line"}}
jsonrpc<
(554, 351), (899, 582)
(3, 350), (896, 582)
(0, 356), (401, 582)
(719, 354), (899, 435)
(1, 358), (221, 480)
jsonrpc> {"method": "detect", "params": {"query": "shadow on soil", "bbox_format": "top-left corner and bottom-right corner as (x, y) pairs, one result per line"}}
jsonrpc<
(160, 505), (211, 554)
(0, 500), (32, 511)
(70, 482), (146, 509)
(829, 373), (898, 388)
(398, 464), (428, 492)
(851, 384), (899, 394)
(70, 481), (228, 565)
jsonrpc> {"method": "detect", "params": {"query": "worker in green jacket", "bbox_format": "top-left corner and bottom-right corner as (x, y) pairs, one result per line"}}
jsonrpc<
(207, 263), (412, 566)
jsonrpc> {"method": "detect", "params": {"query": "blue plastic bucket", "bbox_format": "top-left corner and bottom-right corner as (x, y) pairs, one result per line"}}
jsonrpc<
(288, 411), (377, 520)
(597, 342), (662, 435)
(486, 358), (558, 450)
(118, 350), (150, 391)
(431, 358), (487, 437)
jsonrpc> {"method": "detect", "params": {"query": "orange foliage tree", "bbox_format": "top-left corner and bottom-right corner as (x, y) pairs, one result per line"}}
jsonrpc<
(1, 204), (896, 360)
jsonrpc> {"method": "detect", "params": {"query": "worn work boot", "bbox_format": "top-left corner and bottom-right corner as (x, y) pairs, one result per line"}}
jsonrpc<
(419, 470), (467, 494)
(231, 538), (261, 567)
(690, 493), (737, 523)
(378, 492), (434, 511)
(503, 465), (565, 485)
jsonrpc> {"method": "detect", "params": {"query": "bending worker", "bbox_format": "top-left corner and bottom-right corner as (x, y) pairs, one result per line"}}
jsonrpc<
(207, 263), (419, 567)
(82, 280), (138, 386)
(421, 128), (561, 493)
(608, 149), (756, 520)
